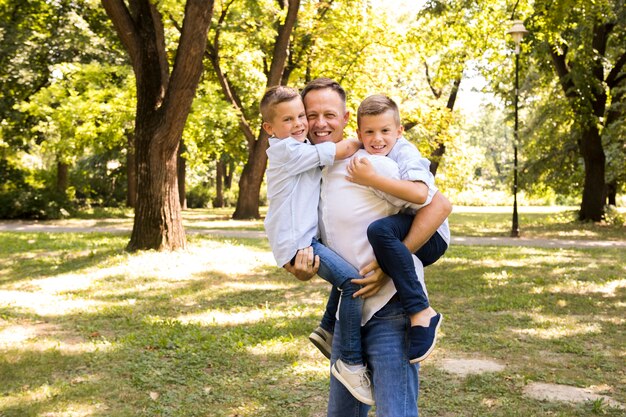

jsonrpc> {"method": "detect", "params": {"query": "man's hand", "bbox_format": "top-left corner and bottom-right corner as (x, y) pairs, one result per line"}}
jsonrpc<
(283, 246), (319, 281)
(351, 258), (388, 298)
(346, 157), (378, 186)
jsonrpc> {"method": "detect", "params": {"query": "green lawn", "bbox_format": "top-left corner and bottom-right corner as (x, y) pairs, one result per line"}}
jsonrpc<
(0, 211), (625, 416)
(31, 205), (626, 241)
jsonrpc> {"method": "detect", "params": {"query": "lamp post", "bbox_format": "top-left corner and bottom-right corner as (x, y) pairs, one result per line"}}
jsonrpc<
(507, 20), (528, 238)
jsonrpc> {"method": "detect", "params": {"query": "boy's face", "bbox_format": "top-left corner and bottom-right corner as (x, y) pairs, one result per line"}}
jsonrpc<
(357, 110), (403, 156)
(262, 98), (308, 142)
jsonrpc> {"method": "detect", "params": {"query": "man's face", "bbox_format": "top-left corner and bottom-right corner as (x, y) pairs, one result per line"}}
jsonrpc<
(357, 110), (403, 156)
(303, 88), (349, 144)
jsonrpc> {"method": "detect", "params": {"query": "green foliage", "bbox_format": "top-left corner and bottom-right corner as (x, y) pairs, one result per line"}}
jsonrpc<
(0, 187), (75, 219)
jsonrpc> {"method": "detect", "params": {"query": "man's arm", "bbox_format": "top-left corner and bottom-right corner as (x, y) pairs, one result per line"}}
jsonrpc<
(346, 157), (428, 205)
(403, 191), (452, 252)
(356, 192), (452, 294)
(334, 138), (361, 160)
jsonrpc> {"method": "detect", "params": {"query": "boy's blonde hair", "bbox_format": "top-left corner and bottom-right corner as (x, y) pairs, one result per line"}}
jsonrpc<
(357, 94), (401, 127)
(260, 85), (301, 122)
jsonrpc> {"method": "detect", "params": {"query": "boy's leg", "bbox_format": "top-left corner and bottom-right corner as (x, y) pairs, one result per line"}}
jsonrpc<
(366, 213), (429, 315)
(310, 285), (340, 359)
(312, 239), (363, 365)
(415, 231), (448, 267)
(366, 213), (443, 364)
(312, 239), (374, 405)
(320, 286), (340, 333)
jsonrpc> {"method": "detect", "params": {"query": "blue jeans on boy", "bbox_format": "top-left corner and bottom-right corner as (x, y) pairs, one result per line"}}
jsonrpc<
(312, 238), (364, 365)
(367, 212), (448, 315)
(327, 299), (420, 417)
(319, 213), (447, 332)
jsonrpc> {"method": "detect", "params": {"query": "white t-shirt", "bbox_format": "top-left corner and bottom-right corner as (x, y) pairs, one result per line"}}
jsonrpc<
(319, 149), (434, 325)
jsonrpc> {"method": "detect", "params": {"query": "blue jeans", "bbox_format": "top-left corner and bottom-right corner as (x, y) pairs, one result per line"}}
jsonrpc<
(312, 238), (364, 365)
(367, 213), (449, 315)
(320, 216), (448, 331)
(327, 300), (420, 417)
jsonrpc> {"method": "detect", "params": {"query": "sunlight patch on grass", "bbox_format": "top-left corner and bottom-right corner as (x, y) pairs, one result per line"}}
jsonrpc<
(39, 403), (103, 416)
(1, 383), (59, 409)
(178, 309), (281, 326)
(0, 290), (104, 316)
(0, 322), (111, 353)
(547, 278), (626, 297)
(513, 313), (602, 340)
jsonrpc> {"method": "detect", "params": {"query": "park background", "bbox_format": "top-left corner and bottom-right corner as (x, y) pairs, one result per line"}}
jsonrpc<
(0, 0), (624, 416)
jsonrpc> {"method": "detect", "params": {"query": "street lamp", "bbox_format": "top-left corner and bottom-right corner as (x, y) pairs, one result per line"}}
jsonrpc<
(507, 20), (528, 238)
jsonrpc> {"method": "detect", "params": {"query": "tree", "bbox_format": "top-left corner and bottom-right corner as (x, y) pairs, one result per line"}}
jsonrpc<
(102, 0), (214, 250)
(205, 0), (300, 219)
(529, 0), (626, 220)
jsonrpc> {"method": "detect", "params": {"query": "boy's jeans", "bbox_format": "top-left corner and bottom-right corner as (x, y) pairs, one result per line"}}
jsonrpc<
(312, 238), (364, 365)
(320, 213), (448, 331)
(327, 300), (420, 417)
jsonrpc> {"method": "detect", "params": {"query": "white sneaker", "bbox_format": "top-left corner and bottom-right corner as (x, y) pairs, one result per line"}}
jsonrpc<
(331, 359), (375, 406)
(309, 327), (333, 359)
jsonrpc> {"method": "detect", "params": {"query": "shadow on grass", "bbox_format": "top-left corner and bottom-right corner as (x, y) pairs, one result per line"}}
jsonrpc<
(0, 263), (331, 417)
(426, 245), (625, 404)
(0, 232), (128, 286)
(2, 235), (624, 416)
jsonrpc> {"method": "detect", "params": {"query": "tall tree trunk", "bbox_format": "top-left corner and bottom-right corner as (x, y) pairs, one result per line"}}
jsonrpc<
(606, 180), (617, 206)
(56, 160), (69, 195)
(224, 158), (233, 190)
(430, 79), (460, 176)
(126, 131), (137, 208)
(233, 132), (269, 218)
(177, 140), (187, 210)
(207, 0), (300, 219)
(214, 156), (224, 208)
(578, 124), (606, 221)
(103, 0), (214, 251)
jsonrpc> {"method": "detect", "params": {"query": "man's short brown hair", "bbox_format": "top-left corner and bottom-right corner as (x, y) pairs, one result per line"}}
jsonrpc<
(260, 85), (301, 121)
(300, 77), (347, 104)
(357, 94), (401, 127)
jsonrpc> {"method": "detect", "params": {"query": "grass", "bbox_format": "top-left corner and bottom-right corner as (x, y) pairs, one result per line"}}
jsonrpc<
(449, 206), (626, 240)
(0, 209), (625, 416)
(8, 205), (625, 240)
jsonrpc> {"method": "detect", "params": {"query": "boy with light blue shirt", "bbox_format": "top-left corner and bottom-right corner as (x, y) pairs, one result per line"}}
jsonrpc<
(260, 85), (374, 405)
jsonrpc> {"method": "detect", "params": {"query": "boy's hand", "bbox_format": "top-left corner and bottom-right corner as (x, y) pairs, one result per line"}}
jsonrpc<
(351, 259), (388, 298)
(346, 157), (378, 186)
(284, 246), (319, 281)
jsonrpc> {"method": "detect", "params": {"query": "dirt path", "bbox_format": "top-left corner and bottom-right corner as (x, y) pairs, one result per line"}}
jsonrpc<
(1, 220), (625, 249)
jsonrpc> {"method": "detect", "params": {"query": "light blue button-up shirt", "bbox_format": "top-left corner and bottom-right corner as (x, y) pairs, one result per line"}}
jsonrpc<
(264, 137), (336, 267)
(387, 136), (450, 245)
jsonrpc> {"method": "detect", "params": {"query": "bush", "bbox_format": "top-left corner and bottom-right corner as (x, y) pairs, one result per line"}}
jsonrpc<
(0, 187), (76, 220)
(186, 184), (213, 208)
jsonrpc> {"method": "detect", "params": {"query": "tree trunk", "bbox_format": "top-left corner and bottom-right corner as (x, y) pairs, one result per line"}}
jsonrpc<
(214, 156), (224, 208)
(207, 0), (299, 219)
(177, 140), (187, 210)
(56, 160), (68, 195)
(606, 180), (617, 206)
(233, 132), (269, 219)
(578, 124), (606, 221)
(429, 144), (446, 177)
(428, 78), (460, 177)
(126, 131), (137, 208)
(224, 158), (233, 190)
(103, 0), (214, 251)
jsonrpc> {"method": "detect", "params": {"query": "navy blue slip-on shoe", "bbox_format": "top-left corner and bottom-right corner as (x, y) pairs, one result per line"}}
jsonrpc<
(408, 313), (443, 364)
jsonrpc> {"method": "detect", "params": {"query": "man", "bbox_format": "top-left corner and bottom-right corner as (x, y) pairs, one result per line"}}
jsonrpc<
(285, 78), (451, 416)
